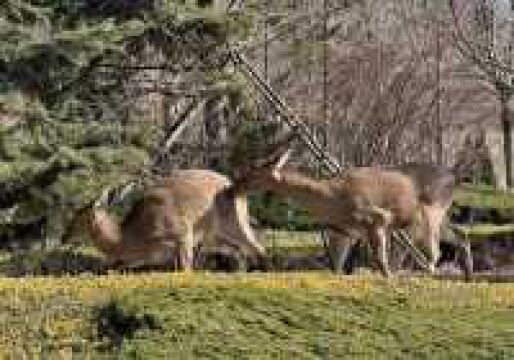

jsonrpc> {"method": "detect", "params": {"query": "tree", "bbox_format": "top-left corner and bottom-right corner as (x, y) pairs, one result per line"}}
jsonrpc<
(450, 0), (513, 189)
(0, 0), (256, 247)
(245, 0), (493, 171)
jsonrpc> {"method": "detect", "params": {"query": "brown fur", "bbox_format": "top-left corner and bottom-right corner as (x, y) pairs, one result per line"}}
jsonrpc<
(68, 170), (265, 270)
(390, 163), (457, 272)
(233, 137), (459, 276)
(326, 164), (462, 275)
(236, 164), (420, 277)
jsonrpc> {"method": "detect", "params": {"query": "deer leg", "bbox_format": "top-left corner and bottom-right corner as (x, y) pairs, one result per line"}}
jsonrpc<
(194, 243), (210, 270)
(422, 204), (448, 274)
(178, 242), (194, 272)
(177, 230), (194, 272)
(219, 228), (267, 271)
(326, 230), (353, 274)
(369, 226), (391, 278)
(366, 206), (393, 277)
(459, 239), (473, 281)
(428, 231), (441, 275)
(226, 197), (266, 258)
(216, 196), (266, 269)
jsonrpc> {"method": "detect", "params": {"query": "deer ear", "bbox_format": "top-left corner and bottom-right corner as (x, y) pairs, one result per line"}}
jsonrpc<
(258, 132), (296, 169)
(272, 148), (292, 172)
(233, 132), (296, 183)
(246, 134), (294, 167)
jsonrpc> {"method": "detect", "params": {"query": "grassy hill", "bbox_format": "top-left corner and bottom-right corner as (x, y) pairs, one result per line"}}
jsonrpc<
(1, 272), (513, 359)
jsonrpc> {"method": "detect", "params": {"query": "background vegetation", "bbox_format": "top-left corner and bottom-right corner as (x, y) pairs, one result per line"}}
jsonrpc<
(0, 0), (258, 248)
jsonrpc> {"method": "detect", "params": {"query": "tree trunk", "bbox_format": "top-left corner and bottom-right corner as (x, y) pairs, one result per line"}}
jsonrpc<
(501, 94), (513, 189)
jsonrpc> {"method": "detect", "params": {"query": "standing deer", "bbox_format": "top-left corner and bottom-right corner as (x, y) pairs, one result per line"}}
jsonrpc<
(326, 163), (462, 272)
(64, 170), (266, 271)
(330, 163), (473, 278)
(234, 148), (424, 277)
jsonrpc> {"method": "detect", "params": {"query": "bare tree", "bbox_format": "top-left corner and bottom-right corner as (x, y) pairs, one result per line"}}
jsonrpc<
(241, 0), (497, 172)
(450, 0), (513, 189)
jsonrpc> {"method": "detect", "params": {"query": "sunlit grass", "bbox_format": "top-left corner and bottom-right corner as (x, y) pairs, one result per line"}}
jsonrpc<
(0, 272), (513, 358)
(454, 183), (514, 209)
(452, 223), (514, 241)
(260, 229), (320, 248)
(1, 272), (512, 306)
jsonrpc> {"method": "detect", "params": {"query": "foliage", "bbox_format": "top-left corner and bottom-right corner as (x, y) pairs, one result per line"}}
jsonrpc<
(0, 272), (512, 358)
(0, 245), (105, 276)
(226, 120), (282, 172)
(452, 224), (514, 242)
(454, 183), (514, 210)
(0, 0), (257, 247)
(249, 193), (318, 231)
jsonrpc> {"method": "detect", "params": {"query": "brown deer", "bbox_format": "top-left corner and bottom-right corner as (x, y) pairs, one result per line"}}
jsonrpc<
(325, 163), (462, 275)
(332, 163), (474, 279)
(64, 170), (266, 271)
(234, 148), (425, 277)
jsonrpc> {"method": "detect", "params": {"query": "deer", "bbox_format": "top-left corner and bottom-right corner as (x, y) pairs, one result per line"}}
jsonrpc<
(233, 144), (426, 278)
(63, 169), (266, 271)
(329, 162), (474, 278)
(234, 134), (474, 278)
(325, 163), (460, 272)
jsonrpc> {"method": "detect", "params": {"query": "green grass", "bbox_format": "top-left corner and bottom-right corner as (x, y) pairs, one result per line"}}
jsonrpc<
(0, 272), (512, 359)
(454, 184), (514, 210)
(452, 224), (514, 241)
(261, 229), (320, 248)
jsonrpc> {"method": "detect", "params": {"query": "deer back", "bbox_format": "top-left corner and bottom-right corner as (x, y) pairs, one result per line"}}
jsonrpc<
(121, 170), (232, 247)
(334, 168), (420, 227)
(391, 163), (455, 206)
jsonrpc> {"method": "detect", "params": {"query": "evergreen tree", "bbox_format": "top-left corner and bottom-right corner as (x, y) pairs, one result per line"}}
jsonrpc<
(0, 0), (256, 247)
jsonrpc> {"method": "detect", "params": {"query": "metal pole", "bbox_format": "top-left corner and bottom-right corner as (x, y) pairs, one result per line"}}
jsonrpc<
(264, 0), (269, 81)
(436, 14), (443, 165)
(501, 90), (513, 187)
(323, 0), (328, 132)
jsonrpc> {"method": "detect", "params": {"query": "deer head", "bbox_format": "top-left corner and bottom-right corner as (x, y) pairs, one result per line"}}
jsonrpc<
(62, 200), (121, 255)
(233, 133), (296, 193)
(61, 199), (97, 245)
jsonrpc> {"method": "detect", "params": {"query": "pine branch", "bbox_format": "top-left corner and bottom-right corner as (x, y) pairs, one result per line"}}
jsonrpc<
(0, 157), (84, 209)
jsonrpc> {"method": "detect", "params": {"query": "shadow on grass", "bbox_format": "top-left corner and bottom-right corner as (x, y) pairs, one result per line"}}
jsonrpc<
(0, 243), (510, 283)
(0, 248), (107, 276)
(93, 299), (161, 350)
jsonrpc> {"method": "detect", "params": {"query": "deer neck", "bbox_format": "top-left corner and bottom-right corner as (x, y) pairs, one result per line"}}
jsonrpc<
(89, 211), (122, 256)
(266, 169), (333, 209)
